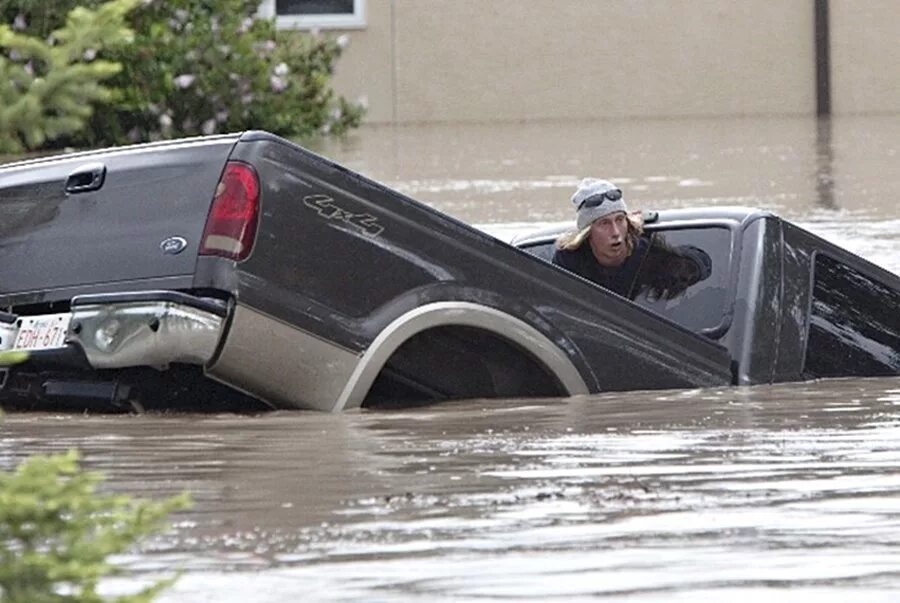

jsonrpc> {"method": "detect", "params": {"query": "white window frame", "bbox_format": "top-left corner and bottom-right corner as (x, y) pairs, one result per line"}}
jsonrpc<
(258, 0), (366, 30)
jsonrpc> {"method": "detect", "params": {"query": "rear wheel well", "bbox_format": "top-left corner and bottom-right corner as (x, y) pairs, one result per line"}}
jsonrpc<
(362, 325), (568, 408)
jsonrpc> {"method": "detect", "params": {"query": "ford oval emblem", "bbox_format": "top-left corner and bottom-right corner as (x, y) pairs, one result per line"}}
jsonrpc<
(160, 236), (188, 255)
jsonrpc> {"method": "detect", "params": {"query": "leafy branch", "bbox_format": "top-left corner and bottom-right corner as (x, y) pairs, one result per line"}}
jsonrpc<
(0, 449), (190, 603)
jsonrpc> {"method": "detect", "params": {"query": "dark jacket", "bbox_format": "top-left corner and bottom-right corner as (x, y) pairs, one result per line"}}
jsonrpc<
(552, 238), (651, 297)
(552, 235), (710, 300)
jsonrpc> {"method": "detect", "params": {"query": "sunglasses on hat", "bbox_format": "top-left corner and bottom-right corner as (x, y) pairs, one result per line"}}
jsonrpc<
(578, 188), (623, 210)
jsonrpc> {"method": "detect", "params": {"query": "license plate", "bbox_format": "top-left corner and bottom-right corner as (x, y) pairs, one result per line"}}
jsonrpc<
(13, 314), (72, 351)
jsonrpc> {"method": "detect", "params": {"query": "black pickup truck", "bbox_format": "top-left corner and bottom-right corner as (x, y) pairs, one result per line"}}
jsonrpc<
(1, 131), (898, 411)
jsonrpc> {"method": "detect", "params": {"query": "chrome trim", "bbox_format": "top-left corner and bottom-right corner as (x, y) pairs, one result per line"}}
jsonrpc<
(206, 304), (360, 411)
(0, 320), (16, 351)
(333, 301), (589, 412)
(69, 301), (225, 369)
(73, 290), (227, 316)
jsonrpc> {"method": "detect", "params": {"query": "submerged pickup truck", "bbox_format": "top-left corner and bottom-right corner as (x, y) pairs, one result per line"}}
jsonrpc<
(1, 131), (898, 412)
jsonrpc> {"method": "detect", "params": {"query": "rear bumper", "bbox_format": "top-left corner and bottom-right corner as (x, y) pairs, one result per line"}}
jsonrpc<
(1, 291), (227, 371)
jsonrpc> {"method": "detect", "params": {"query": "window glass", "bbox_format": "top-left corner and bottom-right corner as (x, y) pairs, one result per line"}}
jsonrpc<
(519, 241), (555, 262)
(263, 0), (365, 29)
(804, 254), (900, 377)
(631, 227), (733, 334)
(276, 0), (354, 15)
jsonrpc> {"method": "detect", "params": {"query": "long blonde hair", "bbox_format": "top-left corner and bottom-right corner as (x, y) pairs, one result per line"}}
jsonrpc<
(555, 213), (645, 253)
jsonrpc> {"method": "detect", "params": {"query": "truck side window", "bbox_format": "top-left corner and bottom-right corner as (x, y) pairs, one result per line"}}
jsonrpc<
(804, 254), (900, 378)
(630, 227), (733, 335)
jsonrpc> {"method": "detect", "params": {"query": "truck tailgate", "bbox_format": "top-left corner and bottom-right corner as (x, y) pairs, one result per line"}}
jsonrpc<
(0, 136), (239, 298)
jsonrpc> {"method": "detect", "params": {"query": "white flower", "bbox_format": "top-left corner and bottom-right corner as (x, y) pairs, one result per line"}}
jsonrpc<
(269, 75), (287, 93)
(254, 41), (275, 55)
(336, 34), (350, 49)
(273, 62), (289, 77)
(159, 114), (173, 129)
(239, 18), (253, 33)
(201, 119), (217, 135)
(173, 74), (196, 89)
(83, 48), (97, 61)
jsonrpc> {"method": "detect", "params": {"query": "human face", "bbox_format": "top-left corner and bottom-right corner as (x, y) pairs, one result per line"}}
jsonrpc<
(588, 211), (629, 267)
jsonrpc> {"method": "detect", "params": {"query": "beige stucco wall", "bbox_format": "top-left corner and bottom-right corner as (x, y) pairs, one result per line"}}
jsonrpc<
(830, 0), (900, 114)
(329, 1), (897, 124)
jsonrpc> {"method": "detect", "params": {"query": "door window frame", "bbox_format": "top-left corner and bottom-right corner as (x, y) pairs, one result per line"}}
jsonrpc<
(635, 222), (739, 338)
(516, 220), (741, 339)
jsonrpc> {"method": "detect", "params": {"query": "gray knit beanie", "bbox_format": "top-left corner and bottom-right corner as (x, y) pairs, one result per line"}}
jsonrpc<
(571, 178), (628, 230)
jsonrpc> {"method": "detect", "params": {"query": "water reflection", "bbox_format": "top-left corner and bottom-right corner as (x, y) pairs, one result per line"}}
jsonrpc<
(311, 114), (900, 224)
(815, 116), (836, 210)
(4, 378), (900, 601)
(312, 115), (900, 276)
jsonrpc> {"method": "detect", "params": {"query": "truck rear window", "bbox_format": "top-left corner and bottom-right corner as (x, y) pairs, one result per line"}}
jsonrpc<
(804, 254), (900, 377)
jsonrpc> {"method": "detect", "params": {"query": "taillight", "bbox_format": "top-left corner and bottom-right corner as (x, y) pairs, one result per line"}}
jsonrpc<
(200, 161), (260, 261)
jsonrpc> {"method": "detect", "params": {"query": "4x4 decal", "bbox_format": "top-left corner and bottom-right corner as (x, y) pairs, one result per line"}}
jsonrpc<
(302, 194), (384, 237)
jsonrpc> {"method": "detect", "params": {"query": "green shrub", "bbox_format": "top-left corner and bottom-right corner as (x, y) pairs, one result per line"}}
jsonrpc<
(0, 0), (138, 153)
(1, 0), (363, 150)
(0, 0), (77, 35)
(0, 449), (190, 603)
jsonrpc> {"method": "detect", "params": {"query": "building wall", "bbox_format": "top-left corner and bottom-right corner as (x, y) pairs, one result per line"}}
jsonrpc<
(830, 0), (900, 114)
(328, 1), (898, 124)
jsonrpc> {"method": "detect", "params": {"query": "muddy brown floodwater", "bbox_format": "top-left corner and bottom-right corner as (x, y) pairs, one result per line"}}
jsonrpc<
(2, 115), (900, 601)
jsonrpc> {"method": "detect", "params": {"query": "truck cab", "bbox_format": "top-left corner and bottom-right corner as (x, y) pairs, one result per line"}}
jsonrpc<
(514, 208), (900, 385)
